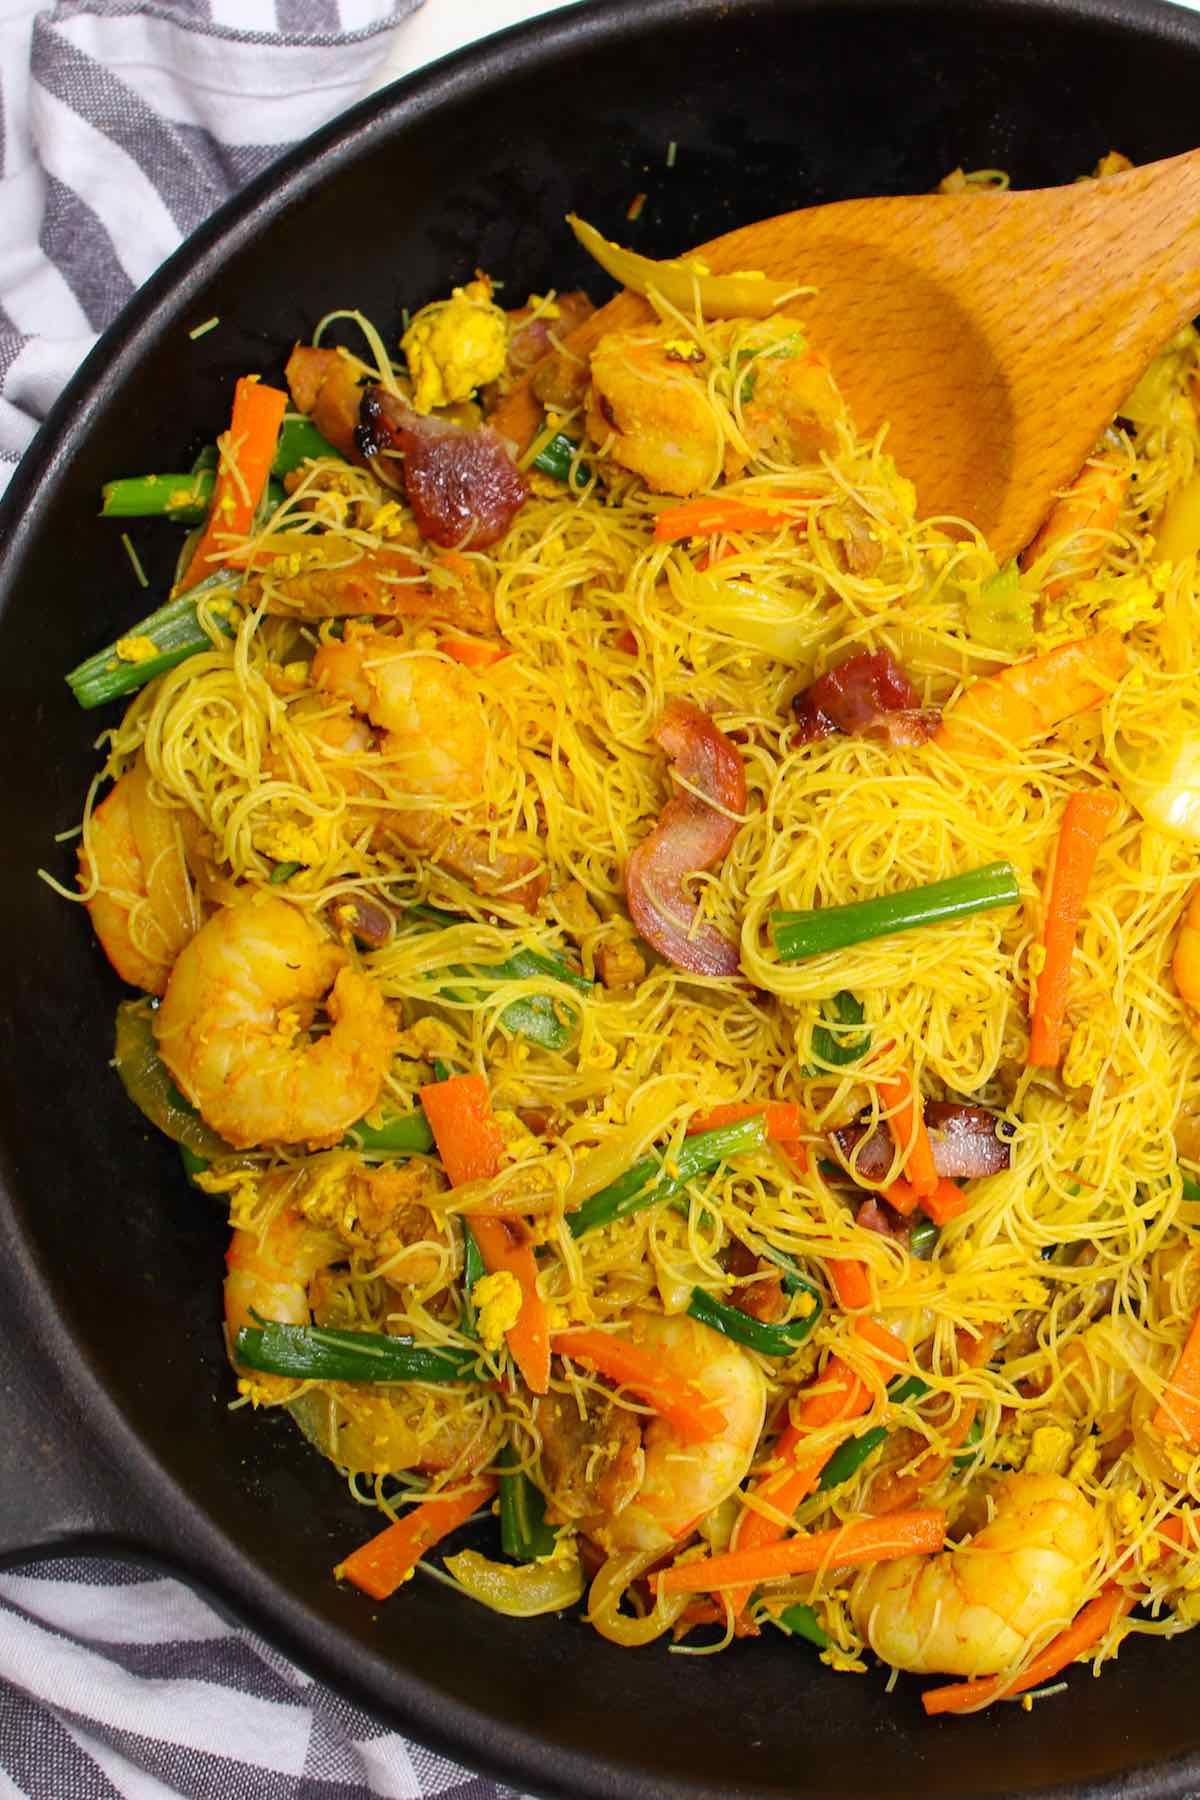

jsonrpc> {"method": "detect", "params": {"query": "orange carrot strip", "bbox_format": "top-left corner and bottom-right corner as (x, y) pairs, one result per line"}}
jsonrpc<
(438, 635), (508, 669)
(614, 627), (639, 655)
(659, 1509), (945, 1597)
(418, 1076), (548, 1394)
(877, 1069), (938, 1196)
(919, 1178), (970, 1225)
(470, 1216), (551, 1396)
(686, 1100), (805, 1141)
(882, 1177), (921, 1217)
(653, 491), (813, 543)
(334, 1477), (497, 1600)
(1028, 789), (1118, 1068)
(936, 631), (1127, 758)
(828, 1258), (872, 1311)
(418, 1074), (504, 1186)
(851, 1315), (913, 1375)
(552, 1327), (726, 1443)
(922, 1583), (1133, 1716)
(180, 377), (288, 590)
(1152, 1303), (1200, 1443)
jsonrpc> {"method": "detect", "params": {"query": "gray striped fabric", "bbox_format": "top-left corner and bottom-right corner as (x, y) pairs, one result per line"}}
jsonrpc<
(0, 0), (428, 497)
(0, 3), (544, 1790)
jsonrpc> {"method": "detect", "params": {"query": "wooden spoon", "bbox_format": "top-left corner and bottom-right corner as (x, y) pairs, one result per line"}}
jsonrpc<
(504, 152), (1200, 561)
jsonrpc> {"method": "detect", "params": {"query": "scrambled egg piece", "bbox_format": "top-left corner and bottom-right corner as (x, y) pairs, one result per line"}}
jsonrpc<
(472, 1269), (522, 1352)
(402, 275), (507, 413)
(115, 634), (160, 664)
(251, 803), (325, 867)
(1022, 1424), (1074, 1477)
(395, 1015), (460, 1062)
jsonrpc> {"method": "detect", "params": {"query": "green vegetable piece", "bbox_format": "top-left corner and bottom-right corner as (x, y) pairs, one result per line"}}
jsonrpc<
(887, 1374), (931, 1406)
(113, 998), (230, 1158)
(409, 907), (591, 1052)
(66, 569), (240, 710)
(909, 1218), (939, 1260)
(953, 1415), (985, 1469)
(817, 1425), (888, 1492)
(100, 471), (216, 523)
(772, 860), (1020, 962)
(234, 1321), (485, 1384)
(346, 1109), (436, 1155)
(776, 1602), (829, 1649)
(498, 1444), (558, 1561)
(687, 1286), (821, 1355)
(567, 1115), (769, 1238)
(809, 990), (870, 1068)
(269, 860), (303, 885)
(179, 1143), (210, 1184)
(432, 1058), (454, 1083)
(461, 1222), (486, 1336)
(966, 559), (1035, 653)
(1181, 1168), (1200, 1203)
(532, 431), (591, 488)
(272, 415), (343, 477)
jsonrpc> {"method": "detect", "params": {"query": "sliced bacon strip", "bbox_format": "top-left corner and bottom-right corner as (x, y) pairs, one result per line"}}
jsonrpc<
(358, 387), (529, 549)
(832, 1103), (1010, 1183)
(625, 700), (746, 977)
(791, 649), (939, 748)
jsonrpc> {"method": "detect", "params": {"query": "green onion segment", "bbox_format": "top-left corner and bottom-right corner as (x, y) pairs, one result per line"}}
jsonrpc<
(772, 861), (1020, 962)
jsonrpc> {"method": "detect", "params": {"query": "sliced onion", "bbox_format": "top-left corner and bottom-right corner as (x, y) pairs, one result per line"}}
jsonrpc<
(1117, 734), (1200, 843)
(443, 1548), (584, 1617)
(563, 1082), (686, 1211)
(586, 1547), (689, 1646)
(567, 215), (799, 320)
(114, 998), (230, 1157)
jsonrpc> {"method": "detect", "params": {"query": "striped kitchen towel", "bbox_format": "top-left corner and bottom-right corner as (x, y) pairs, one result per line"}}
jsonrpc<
(0, 1556), (526, 1798)
(0, 0), (428, 498)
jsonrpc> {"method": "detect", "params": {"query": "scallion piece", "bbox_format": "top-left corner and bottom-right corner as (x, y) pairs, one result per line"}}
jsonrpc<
(410, 906), (592, 1052)
(233, 1321), (486, 1383)
(346, 1109), (435, 1155)
(179, 1144), (209, 1184)
(686, 1286), (820, 1355)
(772, 860), (1021, 962)
(809, 990), (870, 1068)
(909, 1218), (939, 1260)
(1181, 1168), (1200, 1204)
(273, 415), (343, 476)
(776, 1602), (829, 1649)
(532, 431), (591, 488)
(65, 570), (239, 710)
(461, 1222), (486, 1335)
(100, 471), (216, 522)
(498, 1444), (558, 1560)
(953, 1415), (985, 1469)
(817, 1425), (888, 1491)
(567, 1115), (768, 1238)
(269, 860), (303, 885)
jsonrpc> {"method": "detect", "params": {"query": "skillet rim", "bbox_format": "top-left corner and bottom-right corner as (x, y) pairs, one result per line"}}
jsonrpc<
(5, 0), (1200, 1793)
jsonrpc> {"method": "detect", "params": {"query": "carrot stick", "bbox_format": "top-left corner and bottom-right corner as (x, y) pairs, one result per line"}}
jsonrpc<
(828, 1258), (872, 1310)
(418, 1074), (505, 1186)
(552, 1327), (727, 1443)
(179, 377), (287, 590)
(653, 491), (813, 543)
(732, 1319), (906, 1570)
(658, 1509), (946, 1596)
(882, 1178), (921, 1217)
(1152, 1303), (1200, 1442)
(922, 1582), (1133, 1716)
(919, 1178), (970, 1225)
(334, 1476), (497, 1600)
(1027, 789), (1118, 1068)
(438, 635), (508, 669)
(470, 1216), (551, 1396)
(877, 1069), (938, 1196)
(419, 1075), (549, 1394)
(936, 631), (1127, 758)
(686, 1100), (805, 1141)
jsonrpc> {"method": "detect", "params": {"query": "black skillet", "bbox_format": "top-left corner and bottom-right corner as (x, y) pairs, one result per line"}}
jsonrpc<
(1, 0), (1199, 1793)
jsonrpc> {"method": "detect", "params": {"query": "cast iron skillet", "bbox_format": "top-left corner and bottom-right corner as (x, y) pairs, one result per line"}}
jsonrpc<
(2, 0), (1200, 1792)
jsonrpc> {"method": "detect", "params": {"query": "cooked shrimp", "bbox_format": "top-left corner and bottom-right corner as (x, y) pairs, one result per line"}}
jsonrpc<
(226, 1181), (496, 1475)
(1019, 455), (1129, 600)
(850, 1472), (1100, 1676)
(312, 629), (546, 909)
(734, 322), (844, 465)
(155, 896), (396, 1150)
(539, 1310), (766, 1555)
(78, 752), (199, 994)
(586, 331), (724, 496)
(311, 633), (488, 801)
(1173, 886), (1200, 1025)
